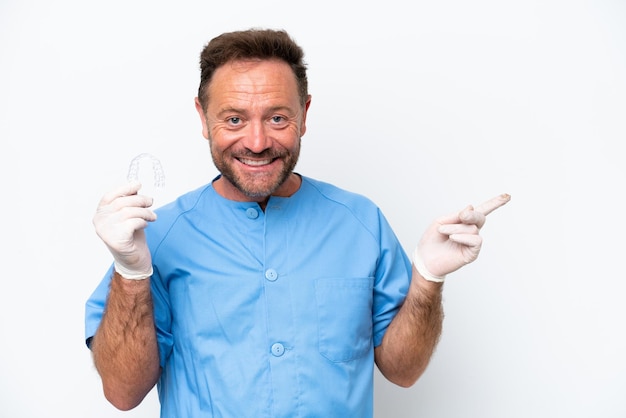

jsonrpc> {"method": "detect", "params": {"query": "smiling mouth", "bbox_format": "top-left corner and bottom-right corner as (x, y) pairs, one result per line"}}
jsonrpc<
(238, 157), (275, 167)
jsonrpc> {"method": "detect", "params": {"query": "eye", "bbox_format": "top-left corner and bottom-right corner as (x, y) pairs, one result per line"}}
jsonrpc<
(270, 115), (285, 124)
(227, 117), (242, 125)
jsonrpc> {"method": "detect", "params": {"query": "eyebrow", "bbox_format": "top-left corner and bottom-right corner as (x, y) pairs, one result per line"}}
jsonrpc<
(216, 105), (296, 118)
(216, 106), (245, 118)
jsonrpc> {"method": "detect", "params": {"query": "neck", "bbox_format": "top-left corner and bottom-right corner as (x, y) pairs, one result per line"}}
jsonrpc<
(213, 173), (302, 209)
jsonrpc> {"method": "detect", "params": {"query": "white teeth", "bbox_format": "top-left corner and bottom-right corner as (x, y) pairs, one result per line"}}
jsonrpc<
(240, 158), (272, 166)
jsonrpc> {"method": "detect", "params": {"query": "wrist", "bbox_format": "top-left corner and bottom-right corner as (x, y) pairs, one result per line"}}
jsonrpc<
(412, 248), (446, 283)
(114, 262), (153, 280)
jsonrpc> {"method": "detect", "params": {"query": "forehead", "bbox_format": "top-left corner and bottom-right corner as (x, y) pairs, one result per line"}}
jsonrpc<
(207, 59), (299, 105)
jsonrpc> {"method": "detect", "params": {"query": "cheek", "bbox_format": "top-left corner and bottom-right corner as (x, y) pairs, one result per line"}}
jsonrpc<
(283, 125), (303, 150)
(209, 126), (240, 151)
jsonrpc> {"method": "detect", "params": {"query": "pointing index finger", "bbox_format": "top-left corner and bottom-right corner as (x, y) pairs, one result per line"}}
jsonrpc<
(474, 193), (511, 216)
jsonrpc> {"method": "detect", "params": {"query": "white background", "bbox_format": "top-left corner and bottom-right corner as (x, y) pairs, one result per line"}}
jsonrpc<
(1, 0), (625, 417)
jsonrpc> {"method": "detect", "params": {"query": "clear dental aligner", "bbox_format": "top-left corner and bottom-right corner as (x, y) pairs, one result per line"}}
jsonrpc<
(127, 153), (165, 188)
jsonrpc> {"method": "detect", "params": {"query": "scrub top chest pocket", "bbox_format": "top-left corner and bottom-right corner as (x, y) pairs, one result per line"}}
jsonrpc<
(315, 277), (375, 362)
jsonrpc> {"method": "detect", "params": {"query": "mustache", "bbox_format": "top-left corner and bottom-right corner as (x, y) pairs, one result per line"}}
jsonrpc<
(233, 150), (285, 159)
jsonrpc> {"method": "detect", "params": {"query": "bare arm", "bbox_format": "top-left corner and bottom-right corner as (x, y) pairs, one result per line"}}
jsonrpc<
(91, 272), (161, 410)
(375, 269), (443, 387)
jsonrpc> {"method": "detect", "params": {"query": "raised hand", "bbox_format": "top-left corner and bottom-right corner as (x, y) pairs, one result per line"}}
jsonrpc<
(93, 181), (157, 280)
(413, 194), (511, 282)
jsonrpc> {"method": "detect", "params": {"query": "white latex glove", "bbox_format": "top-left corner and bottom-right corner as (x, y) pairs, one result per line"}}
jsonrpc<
(93, 181), (157, 280)
(413, 193), (511, 283)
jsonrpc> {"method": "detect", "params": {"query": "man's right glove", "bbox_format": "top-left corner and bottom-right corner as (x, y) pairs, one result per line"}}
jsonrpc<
(93, 181), (158, 280)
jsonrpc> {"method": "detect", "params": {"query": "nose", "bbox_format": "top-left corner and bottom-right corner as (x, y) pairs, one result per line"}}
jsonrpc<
(242, 120), (271, 154)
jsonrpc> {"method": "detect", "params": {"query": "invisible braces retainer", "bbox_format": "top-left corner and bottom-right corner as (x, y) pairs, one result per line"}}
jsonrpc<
(127, 153), (165, 188)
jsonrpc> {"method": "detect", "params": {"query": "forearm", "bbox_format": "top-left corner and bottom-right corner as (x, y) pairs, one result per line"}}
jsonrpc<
(375, 266), (444, 387)
(91, 272), (161, 410)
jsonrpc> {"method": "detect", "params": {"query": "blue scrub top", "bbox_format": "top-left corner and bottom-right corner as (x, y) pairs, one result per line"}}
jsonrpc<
(85, 175), (411, 417)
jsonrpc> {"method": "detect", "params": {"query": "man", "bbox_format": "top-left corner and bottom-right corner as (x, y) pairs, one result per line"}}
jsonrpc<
(85, 28), (510, 417)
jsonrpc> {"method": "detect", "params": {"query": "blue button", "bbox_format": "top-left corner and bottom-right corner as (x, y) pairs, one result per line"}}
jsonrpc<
(245, 208), (259, 219)
(271, 343), (285, 357)
(265, 269), (278, 281)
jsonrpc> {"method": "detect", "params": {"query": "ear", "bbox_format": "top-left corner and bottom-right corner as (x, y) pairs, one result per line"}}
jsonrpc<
(194, 97), (210, 140)
(300, 95), (312, 137)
